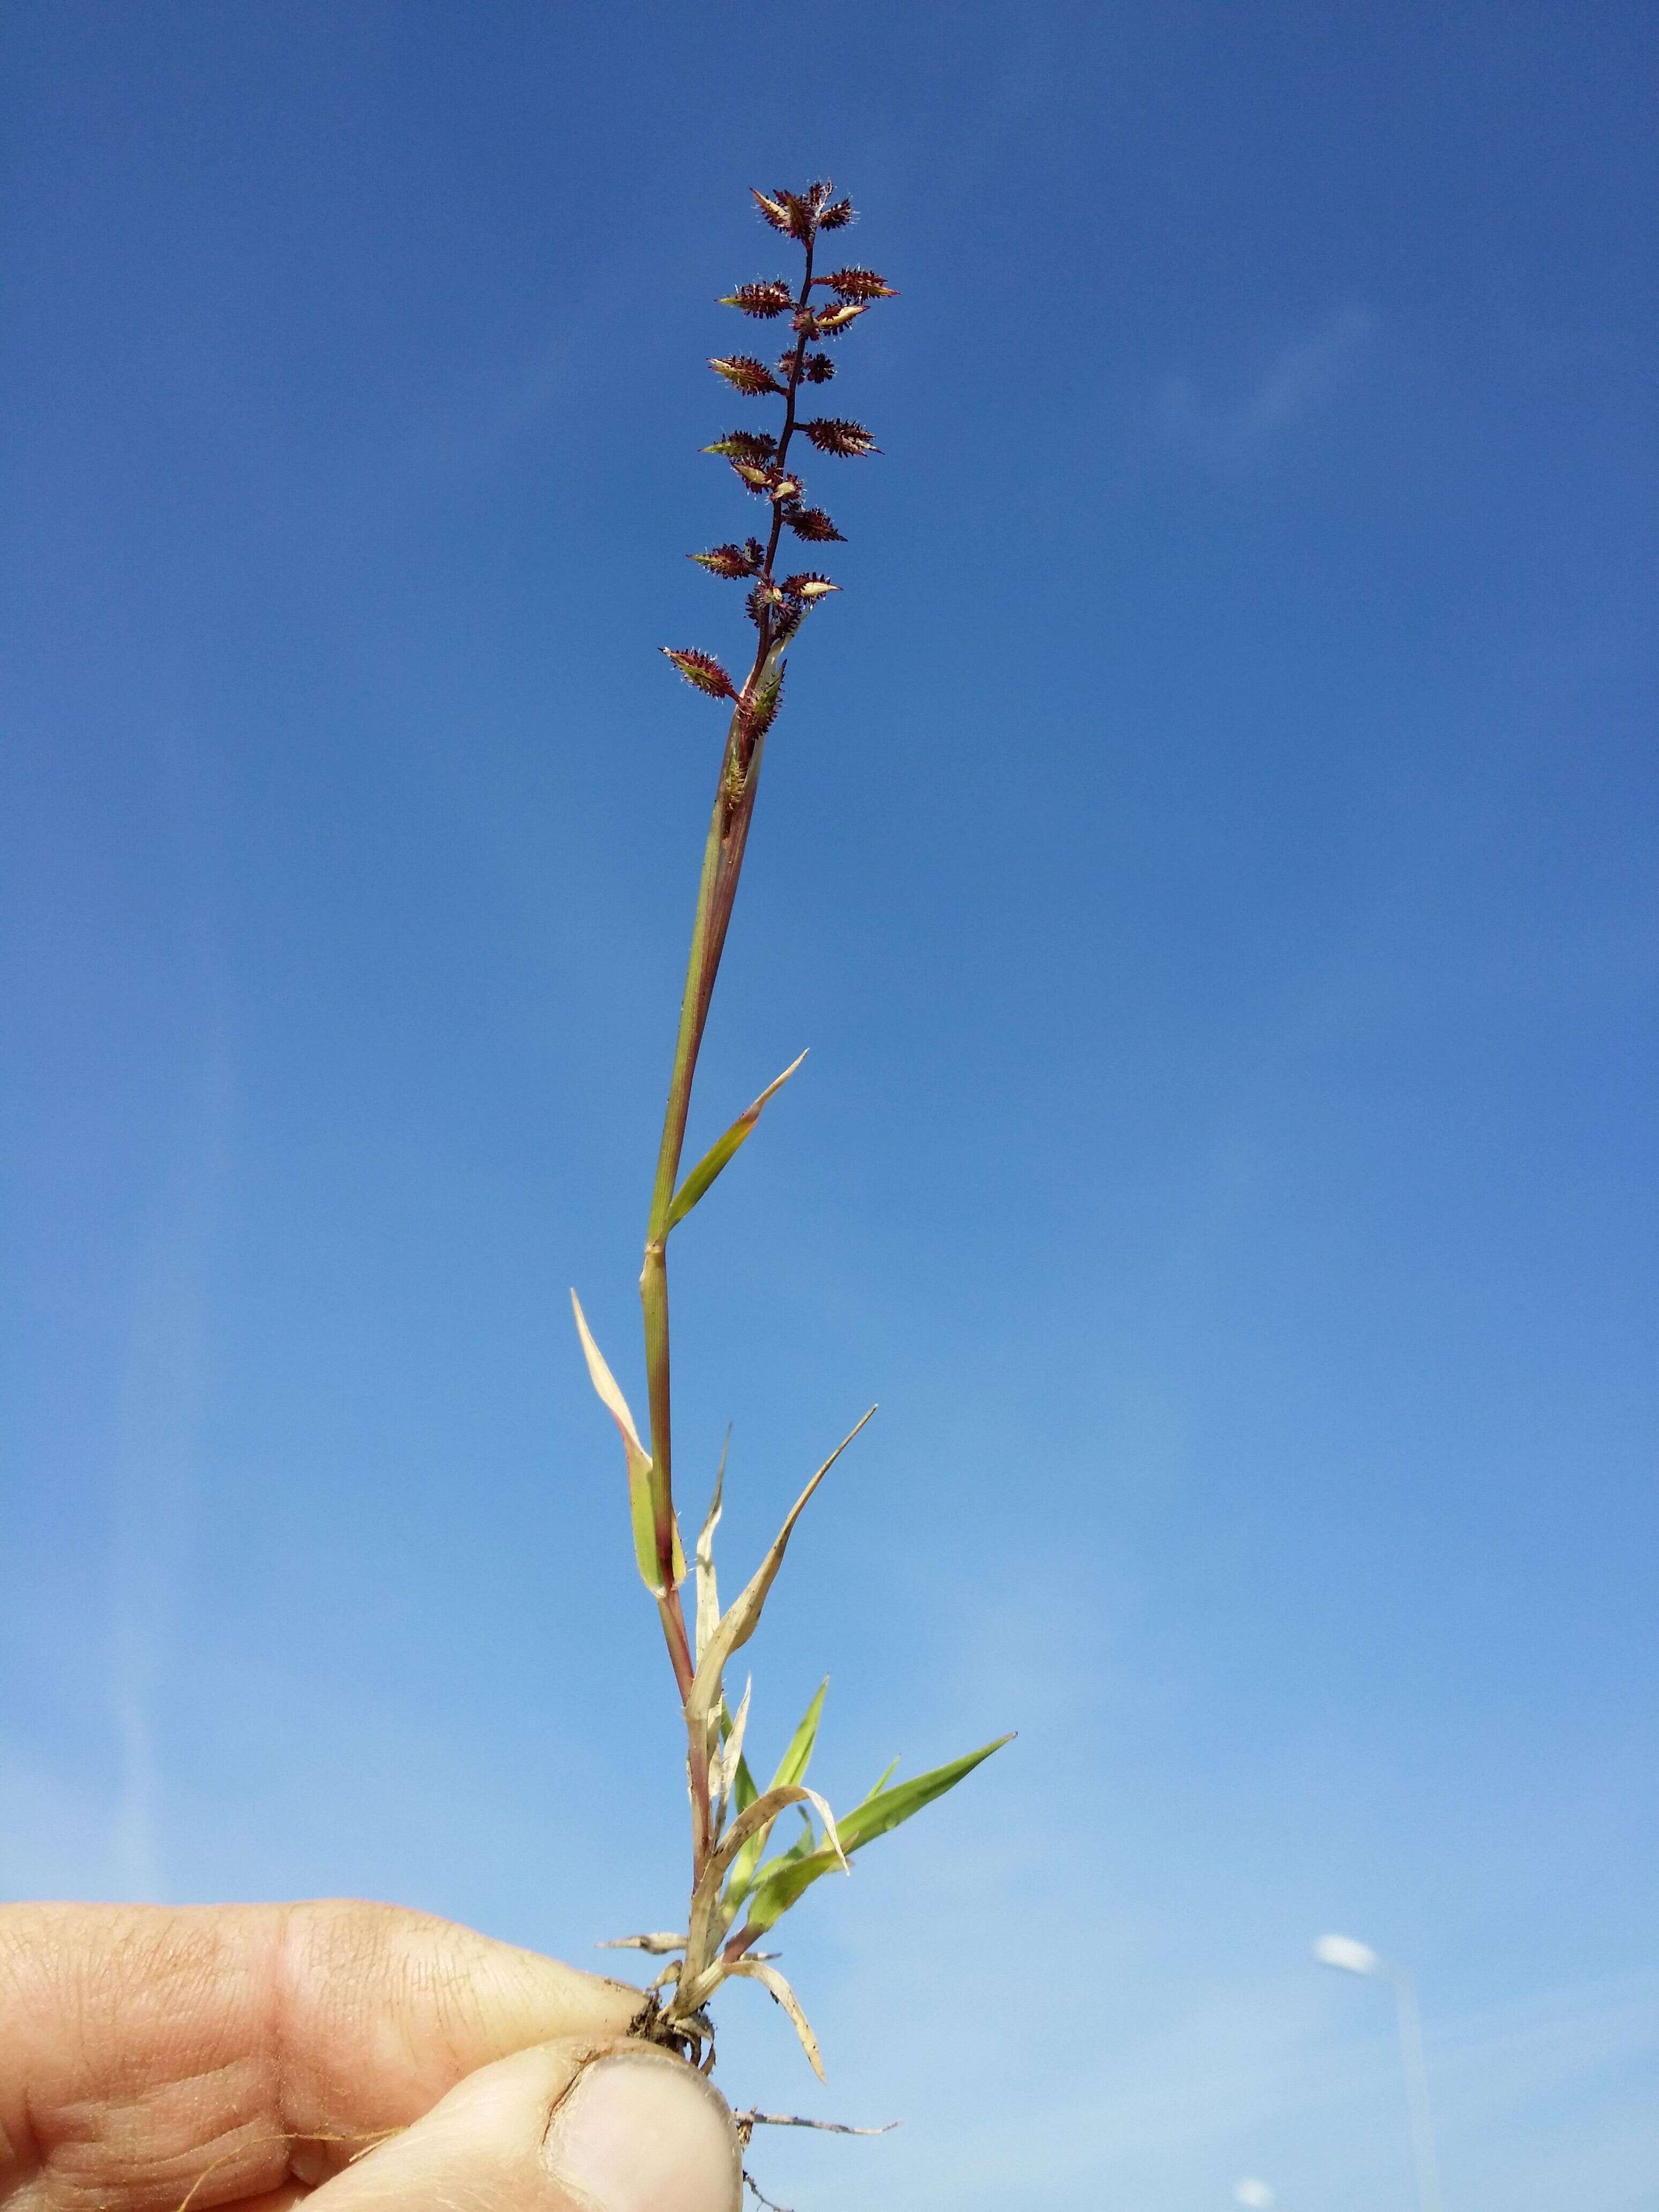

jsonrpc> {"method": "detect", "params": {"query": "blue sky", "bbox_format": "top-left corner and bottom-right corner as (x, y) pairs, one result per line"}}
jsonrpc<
(3, 4), (1656, 2206)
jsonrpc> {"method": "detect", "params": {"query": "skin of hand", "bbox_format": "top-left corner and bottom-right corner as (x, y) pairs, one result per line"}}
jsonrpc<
(0, 1901), (744, 2212)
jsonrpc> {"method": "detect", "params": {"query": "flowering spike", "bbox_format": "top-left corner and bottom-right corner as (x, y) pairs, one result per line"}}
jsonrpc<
(691, 544), (760, 580)
(709, 355), (785, 398)
(751, 190), (793, 233)
(662, 648), (737, 699)
(817, 197), (854, 229)
(720, 280), (795, 319)
(782, 505), (845, 543)
(802, 353), (836, 384)
(730, 460), (775, 495)
(800, 417), (880, 458)
(783, 574), (840, 602)
(821, 267), (897, 302)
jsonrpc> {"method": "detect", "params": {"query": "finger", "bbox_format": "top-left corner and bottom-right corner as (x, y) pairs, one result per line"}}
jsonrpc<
(307, 2039), (742, 2212)
(0, 1901), (642, 2208)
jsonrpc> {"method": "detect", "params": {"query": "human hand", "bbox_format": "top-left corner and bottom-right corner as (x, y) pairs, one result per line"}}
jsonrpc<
(0, 1901), (742, 2212)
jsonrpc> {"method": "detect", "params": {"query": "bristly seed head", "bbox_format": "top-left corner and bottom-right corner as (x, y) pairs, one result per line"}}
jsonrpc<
(671, 182), (891, 716)
(820, 266), (898, 302)
(710, 355), (786, 398)
(704, 430), (779, 464)
(752, 181), (855, 241)
(781, 505), (845, 543)
(750, 189), (795, 235)
(720, 280), (795, 319)
(662, 648), (737, 699)
(691, 544), (761, 580)
(799, 417), (880, 458)
(809, 302), (869, 335)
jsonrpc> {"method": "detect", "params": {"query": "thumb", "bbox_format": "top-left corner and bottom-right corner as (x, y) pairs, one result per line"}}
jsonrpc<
(305, 2037), (744, 2212)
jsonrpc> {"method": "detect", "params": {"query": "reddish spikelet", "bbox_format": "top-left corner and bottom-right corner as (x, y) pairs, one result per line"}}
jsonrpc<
(751, 189), (794, 233)
(782, 573), (840, 601)
(802, 353), (836, 384)
(817, 197), (854, 229)
(821, 266), (897, 302)
(663, 648), (737, 698)
(812, 302), (869, 335)
(799, 417), (880, 458)
(720, 280), (795, 319)
(782, 505), (846, 543)
(773, 190), (818, 242)
(704, 430), (779, 464)
(710, 355), (785, 397)
(744, 662), (785, 739)
(730, 460), (806, 503)
(691, 544), (760, 579)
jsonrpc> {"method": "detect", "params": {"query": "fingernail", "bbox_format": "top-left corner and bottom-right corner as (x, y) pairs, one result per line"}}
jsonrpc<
(545, 2050), (741, 2212)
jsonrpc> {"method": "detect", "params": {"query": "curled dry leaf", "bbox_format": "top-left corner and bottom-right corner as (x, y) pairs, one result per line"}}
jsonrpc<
(684, 1407), (877, 1771)
(683, 1780), (847, 2007)
(694, 1432), (729, 1667)
(570, 1291), (683, 1596)
(724, 1958), (827, 2082)
(710, 1676), (753, 1839)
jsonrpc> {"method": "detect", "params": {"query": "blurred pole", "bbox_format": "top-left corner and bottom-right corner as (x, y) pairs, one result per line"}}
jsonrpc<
(1388, 1963), (1441, 2212)
(1314, 1935), (1442, 2212)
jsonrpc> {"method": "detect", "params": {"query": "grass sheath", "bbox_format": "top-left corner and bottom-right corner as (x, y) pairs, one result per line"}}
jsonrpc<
(573, 181), (1010, 2093)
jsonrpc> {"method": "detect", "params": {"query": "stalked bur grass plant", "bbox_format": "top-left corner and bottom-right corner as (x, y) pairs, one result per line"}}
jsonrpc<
(570, 182), (1011, 2108)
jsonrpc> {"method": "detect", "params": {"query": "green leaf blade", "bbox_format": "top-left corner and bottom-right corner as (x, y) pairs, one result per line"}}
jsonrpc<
(666, 1051), (808, 1233)
(739, 1735), (1013, 1938)
(722, 1679), (829, 1913)
(771, 1677), (828, 1792)
(836, 1736), (1014, 1855)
